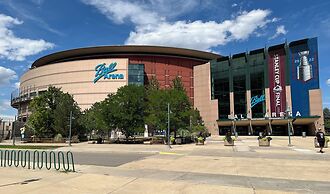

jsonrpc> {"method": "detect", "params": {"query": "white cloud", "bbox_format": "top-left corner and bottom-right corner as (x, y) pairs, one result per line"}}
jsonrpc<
(15, 82), (20, 89)
(0, 100), (10, 111)
(83, 0), (201, 25)
(126, 9), (272, 50)
(83, 0), (274, 51)
(0, 66), (17, 85)
(0, 114), (15, 121)
(232, 3), (238, 7)
(0, 13), (54, 61)
(269, 25), (287, 39)
(82, 0), (162, 25)
(326, 79), (330, 86)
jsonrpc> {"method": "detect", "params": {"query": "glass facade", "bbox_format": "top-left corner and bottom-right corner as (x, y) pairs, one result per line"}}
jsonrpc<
(249, 52), (266, 118)
(211, 58), (230, 119)
(128, 64), (144, 86)
(232, 54), (247, 116)
(211, 51), (266, 120)
(210, 38), (321, 136)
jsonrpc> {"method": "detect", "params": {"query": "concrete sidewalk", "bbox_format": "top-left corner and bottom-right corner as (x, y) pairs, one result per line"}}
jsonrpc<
(0, 166), (310, 194)
(1, 136), (329, 193)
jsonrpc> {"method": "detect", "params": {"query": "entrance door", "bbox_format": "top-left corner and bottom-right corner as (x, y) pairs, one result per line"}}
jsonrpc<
(253, 126), (266, 136)
(219, 127), (231, 135)
(271, 125), (287, 136)
(293, 125), (309, 136)
(236, 126), (248, 135)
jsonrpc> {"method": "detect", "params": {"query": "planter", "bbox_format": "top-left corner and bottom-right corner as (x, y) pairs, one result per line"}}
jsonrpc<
(314, 138), (329, 148)
(258, 139), (270, 147)
(176, 137), (182, 145)
(196, 140), (205, 145)
(224, 139), (234, 146)
(163, 140), (174, 145)
(143, 141), (152, 145)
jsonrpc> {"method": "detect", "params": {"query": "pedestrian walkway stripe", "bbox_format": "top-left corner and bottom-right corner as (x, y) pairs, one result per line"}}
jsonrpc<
(159, 152), (184, 156)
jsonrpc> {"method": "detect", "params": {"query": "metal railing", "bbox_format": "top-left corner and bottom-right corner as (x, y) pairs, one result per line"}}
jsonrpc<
(0, 150), (75, 172)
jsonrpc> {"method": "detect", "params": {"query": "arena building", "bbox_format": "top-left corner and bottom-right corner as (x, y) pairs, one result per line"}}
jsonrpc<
(11, 37), (324, 136)
(11, 45), (219, 122)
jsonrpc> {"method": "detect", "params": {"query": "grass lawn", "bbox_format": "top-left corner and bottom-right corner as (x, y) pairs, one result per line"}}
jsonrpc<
(0, 145), (62, 150)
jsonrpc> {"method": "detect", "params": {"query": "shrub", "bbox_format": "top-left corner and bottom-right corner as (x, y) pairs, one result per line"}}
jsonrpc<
(259, 137), (272, 141)
(54, 134), (63, 142)
(197, 136), (204, 142)
(170, 136), (175, 143)
(223, 136), (236, 141)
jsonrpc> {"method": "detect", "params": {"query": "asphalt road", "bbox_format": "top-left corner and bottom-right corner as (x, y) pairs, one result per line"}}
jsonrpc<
(73, 152), (155, 167)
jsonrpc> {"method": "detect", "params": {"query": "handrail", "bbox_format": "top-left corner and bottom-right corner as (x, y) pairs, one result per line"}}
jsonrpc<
(0, 149), (75, 172)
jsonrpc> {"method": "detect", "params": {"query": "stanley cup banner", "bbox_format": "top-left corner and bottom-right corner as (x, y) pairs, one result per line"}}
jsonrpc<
(289, 38), (319, 117)
(268, 47), (286, 117)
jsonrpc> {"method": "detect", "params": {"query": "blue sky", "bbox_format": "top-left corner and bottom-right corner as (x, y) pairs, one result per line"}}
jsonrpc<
(0, 0), (329, 119)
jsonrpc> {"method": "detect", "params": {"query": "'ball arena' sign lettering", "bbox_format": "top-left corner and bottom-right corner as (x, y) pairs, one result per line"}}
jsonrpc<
(93, 62), (124, 83)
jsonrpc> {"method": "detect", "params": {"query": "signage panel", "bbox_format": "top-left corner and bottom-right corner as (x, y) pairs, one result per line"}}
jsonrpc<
(268, 48), (286, 117)
(289, 38), (319, 117)
(251, 94), (265, 108)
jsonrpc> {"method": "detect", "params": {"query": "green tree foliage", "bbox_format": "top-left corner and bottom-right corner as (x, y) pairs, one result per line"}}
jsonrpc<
(102, 85), (146, 138)
(53, 92), (81, 136)
(168, 76), (192, 137)
(324, 108), (330, 130)
(146, 76), (205, 137)
(324, 108), (330, 119)
(147, 76), (160, 91)
(27, 87), (81, 137)
(145, 89), (169, 135)
(79, 76), (206, 139)
(79, 101), (109, 138)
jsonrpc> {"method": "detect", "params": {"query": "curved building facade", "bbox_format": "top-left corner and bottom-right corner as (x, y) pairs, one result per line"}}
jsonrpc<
(11, 45), (219, 122)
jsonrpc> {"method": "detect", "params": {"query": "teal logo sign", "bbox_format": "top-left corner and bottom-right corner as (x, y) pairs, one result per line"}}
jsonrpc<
(94, 62), (124, 83)
(251, 95), (265, 108)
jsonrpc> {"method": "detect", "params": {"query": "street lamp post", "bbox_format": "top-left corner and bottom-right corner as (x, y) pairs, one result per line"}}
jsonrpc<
(69, 110), (72, 147)
(286, 105), (292, 146)
(12, 117), (16, 146)
(167, 103), (171, 149)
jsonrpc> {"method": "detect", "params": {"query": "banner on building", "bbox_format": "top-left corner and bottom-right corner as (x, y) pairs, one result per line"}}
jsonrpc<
(289, 38), (319, 117)
(268, 47), (286, 117)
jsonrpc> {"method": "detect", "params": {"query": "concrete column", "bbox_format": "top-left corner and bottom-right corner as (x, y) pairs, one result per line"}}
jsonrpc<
(246, 90), (251, 118)
(285, 85), (292, 111)
(193, 62), (219, 136)
(265, 88), (271, 117)
(309, 89), (324, 132)
(230, 92), (234, 116)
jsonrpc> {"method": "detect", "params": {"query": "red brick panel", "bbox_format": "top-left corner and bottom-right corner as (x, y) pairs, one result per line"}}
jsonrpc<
(113, 55), (204, 100)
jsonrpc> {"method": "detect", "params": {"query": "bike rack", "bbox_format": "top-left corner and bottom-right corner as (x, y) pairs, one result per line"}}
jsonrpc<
(0, 150), (75, 172)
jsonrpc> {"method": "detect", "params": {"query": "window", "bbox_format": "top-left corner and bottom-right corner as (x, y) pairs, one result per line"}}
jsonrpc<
(128, 64), (144, 86)
(233, 75), (246, 115)
(211, 60), (231, 119)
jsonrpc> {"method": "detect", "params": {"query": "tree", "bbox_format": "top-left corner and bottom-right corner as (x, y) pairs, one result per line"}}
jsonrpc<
(28, 99), (53, 137)
(324, 108), (330, 119)
(27, 86), (81, 138)
(147, 76), (160, 91)
(145, 89), (169, 135)
(98, 95), (117, 138)
(145, 76), (205, 138)
(104, 85), (146, 138)
(172, 76), (186, 91)
(324, 108), (330, 130)
(190, 108), (208, 137)
(145, 77), (167, 135)
(53, 92), (81, 137)
(168, 76), (192, 137)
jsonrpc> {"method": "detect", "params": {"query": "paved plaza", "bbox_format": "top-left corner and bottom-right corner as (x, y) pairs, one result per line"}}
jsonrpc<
(0, 136), (330, 193)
